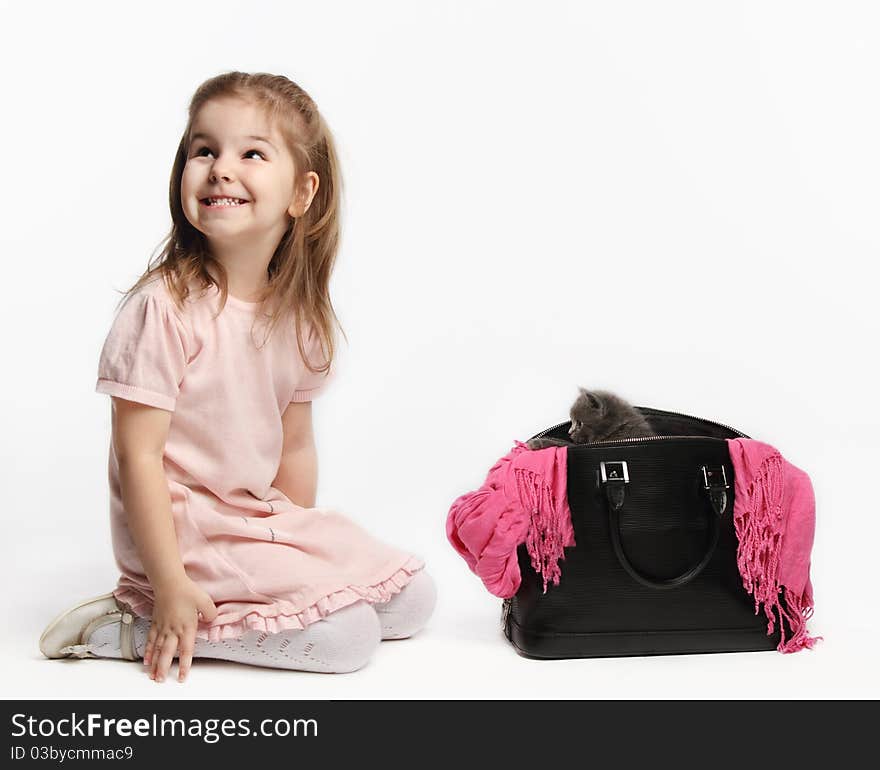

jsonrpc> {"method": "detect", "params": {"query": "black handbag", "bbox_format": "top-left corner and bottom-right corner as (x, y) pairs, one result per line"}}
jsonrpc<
(502, 406), (791, 658)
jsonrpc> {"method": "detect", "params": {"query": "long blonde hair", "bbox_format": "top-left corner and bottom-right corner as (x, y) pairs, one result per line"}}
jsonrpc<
(117, 71), (345, 377)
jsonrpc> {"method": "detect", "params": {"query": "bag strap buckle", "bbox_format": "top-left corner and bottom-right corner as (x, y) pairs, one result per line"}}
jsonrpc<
(599, 461), (629, 511)
(701, 465), (730, 516)
(599, 461), (629, 484)
(702, 465), (729, 489)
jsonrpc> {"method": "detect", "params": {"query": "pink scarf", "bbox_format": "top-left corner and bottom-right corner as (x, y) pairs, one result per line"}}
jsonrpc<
(446, 437), (820, 654)
(446, 440), (574, 597)
(726, 438), (822, 653)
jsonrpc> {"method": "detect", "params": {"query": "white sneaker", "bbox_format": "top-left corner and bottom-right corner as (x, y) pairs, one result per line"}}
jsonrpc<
(39, 592), (137, 660)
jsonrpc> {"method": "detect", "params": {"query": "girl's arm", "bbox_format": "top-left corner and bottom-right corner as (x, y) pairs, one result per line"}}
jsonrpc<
(113, 396), (219, 684)
(272, 401), (318, 508)
(112, 397), (187, 590)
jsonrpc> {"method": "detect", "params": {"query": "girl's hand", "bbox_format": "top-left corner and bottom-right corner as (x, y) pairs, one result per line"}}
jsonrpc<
(142, 575), (218, 683)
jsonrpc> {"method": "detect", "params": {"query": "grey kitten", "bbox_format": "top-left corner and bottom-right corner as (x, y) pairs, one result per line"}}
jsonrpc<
(526, 388), (656, 449)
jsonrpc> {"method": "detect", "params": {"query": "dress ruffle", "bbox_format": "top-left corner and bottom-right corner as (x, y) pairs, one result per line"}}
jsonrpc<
(113, 555), (425, 642)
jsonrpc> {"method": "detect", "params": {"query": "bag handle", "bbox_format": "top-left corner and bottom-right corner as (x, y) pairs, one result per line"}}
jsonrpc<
(599, 461), (729, 591)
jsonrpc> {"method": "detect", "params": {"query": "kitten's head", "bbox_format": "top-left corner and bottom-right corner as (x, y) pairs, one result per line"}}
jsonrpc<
(568, 388), (640, 443)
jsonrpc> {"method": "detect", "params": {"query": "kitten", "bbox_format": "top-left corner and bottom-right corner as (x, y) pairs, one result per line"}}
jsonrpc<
(526, 388), (656, 449)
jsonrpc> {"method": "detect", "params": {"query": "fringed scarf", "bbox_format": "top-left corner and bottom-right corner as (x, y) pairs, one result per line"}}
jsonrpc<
(446, 440), (574, 597)
(447, 437), (821, 654)
(726, 438), (822, 654)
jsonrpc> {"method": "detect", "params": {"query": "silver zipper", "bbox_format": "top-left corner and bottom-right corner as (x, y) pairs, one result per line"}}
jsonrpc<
(529, 406), (749, 444)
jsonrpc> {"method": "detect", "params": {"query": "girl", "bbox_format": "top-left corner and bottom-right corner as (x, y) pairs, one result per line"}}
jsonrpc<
(38, 71), (437, 683)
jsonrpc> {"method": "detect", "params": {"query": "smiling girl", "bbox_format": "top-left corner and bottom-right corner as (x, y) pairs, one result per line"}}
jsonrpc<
(39, 71), (436, 684)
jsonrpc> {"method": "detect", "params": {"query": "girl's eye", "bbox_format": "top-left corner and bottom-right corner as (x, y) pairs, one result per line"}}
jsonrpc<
(192, 146), (265, 160)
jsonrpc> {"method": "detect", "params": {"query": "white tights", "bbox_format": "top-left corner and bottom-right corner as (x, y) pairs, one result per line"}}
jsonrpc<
(89, 570), (437, 674)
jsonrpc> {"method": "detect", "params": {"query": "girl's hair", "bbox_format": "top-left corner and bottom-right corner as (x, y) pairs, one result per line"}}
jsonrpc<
(116, 71), (345, 378)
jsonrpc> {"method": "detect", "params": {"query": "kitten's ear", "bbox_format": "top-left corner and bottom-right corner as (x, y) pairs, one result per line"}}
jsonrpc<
(583, 389), (603, 411)
(577, 386), (594, 403)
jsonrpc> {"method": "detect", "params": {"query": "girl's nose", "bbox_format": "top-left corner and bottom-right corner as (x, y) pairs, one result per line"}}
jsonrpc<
(210, 168), (233, 183)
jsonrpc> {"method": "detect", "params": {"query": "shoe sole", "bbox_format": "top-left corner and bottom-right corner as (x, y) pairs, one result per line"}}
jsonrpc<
(39, 591), (118, 659)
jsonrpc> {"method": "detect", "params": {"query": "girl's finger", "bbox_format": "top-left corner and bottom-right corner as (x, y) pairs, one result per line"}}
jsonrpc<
(177, 631), (195, 683)
(155, 633), (178, 683)
(150, 633), (166, 680)
(143, 625), (158, 666)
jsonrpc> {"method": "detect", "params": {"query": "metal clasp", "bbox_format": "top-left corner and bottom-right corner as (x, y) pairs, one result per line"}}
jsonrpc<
(600, 460), (629, 484)
(702, 465), (729, 490)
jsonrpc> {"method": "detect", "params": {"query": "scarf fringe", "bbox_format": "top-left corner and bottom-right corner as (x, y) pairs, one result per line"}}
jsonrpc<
(775, 586), (823, 653)
(733, 450), (821, 653)
(514, 467), (575, 594)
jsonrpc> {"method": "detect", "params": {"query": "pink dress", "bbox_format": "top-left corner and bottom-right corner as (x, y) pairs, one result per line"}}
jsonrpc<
(95, 277), (423, 641)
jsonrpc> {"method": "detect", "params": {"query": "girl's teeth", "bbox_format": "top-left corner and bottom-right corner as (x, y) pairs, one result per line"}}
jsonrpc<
(206, 198), (246, 206)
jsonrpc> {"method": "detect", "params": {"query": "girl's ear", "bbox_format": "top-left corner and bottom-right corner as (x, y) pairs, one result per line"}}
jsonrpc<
(289, 172), (320, 218)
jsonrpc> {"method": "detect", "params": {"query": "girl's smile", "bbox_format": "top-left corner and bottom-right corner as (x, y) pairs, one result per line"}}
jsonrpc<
(199, 197), (252, 211)
(179, 95), (318, 299)
(181, 97), (296, 244)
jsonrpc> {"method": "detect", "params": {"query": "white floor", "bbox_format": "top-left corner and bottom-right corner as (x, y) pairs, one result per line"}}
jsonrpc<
(7, 546), (878, 700)
(6, 433), (876, 700)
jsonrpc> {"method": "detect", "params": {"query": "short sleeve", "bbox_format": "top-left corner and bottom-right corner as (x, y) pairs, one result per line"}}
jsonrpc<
(290, 326), (335, 403)
(95, 292), (190, 412)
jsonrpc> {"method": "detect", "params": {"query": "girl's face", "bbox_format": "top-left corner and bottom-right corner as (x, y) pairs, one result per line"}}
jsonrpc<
(181, 97), (316, 250)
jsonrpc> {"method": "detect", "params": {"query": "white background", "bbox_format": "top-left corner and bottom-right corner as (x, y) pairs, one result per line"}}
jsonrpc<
(2, 0), (877, 699)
